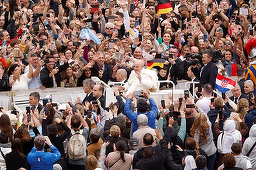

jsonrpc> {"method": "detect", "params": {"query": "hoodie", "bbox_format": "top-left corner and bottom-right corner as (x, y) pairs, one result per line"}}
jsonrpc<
(242, 124), (256, 169)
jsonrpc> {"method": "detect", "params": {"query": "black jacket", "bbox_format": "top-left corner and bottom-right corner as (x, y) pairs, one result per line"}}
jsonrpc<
(136, 127), (174, 170)
(169, 58), (185, 84)
(207, 105), (231, 140)
(6, 151), (30, 170)
(40, 62), (69, 88)
(0, 74), (11, 91)
(199, 61), (218, 88)
(91, 62), (114, 84)
(82, 92), (94, 104)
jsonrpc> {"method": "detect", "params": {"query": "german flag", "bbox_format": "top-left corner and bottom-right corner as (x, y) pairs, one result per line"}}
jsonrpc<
(147, 59), (166, 70)
(157, 0), (173, 15)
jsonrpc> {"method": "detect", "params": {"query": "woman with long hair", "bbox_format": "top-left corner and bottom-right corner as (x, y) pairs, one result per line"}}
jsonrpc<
(236, 98), (249, 120)
(191, 113), (217, 170)
(85, 155), (102, 170)
(0, 114), (14, 142)
(5, 138), (30, 170)
(15, 124), (40, 155)
(60, 65), (82, 87)
(106, 140), (132, 170)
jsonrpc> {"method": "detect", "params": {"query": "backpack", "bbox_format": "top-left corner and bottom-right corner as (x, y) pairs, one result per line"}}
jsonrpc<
(68, 130), (87, 160)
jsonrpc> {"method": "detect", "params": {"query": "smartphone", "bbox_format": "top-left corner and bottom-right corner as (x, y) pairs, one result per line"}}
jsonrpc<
(46, 13), (50, 17)
(65, 19), (70, 27)
(222, 93), (226, 100)
(250, 30), (254, 36)
(31, 105), (36, 112)
(134, 91), (142, 98)
(187, 17), (191, 22)
(84, 18), (93, 22)
(179, 98), (183, 103)
(91, 100), (98, 105)
(109, 39), (117, 43)
(182, 24), (186, 30)
(86, 110), (92, 118)
(187, 33), (192, 37)
(27, 36), (30, 41)
(108, 15), (115, 20)
(26, 106), (31, 114)
(161, 100), (165, 109)
(68, 103), (76, 114)
(219, 110), (223, 119)
(184, 90), (189, 99)
(44, 59), (49, 64)
(45, 107), (49, 116)
(125, 32), (129, 37)
(249, 92), (253, 100)
(43, 98), (52, 106)
(52, 103), (57, 107)
(203, 34), (208, 42)
(2, 41), (6, 46)
(73, 42), (81, 47)
(39, 40), (45, 48)
(11, 110), (17, 115)
(91, 4), (99, 13)
(169, 53), (173, 59)
(198, 86), (202, 92)
(239, 8), (248, 15)
(186, 104), (195, 108)
(168, 111), (173, 117)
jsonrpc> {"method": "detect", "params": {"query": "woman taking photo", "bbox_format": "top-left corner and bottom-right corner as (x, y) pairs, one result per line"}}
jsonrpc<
(191, 113), (217, 170)
(8, 58), (33, 91)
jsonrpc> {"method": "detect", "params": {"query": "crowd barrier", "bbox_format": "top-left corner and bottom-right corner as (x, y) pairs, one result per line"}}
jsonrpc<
(0, 76), (238, 112)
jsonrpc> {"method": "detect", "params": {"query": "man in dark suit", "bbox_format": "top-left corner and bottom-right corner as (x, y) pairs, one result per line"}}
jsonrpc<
(229, 84), (248, 104)
(82, 78), (96, 104)
(199, 50), (218, 88)
(40, 55), (69, 88)
(92, 84), (105, 109)
(187, 66), (200, 96)
(237, 67), (246, 94)
(29, 92), (42, 112)
(91, 52), (114, 84)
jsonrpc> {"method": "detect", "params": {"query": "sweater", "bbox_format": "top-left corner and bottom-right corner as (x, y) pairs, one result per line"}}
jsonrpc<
(5, 151), (30, 170)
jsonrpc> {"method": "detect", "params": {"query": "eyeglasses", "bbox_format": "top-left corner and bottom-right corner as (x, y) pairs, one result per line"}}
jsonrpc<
(106, 27), (114, 30)
(225, 42), (231, 45)
(178, 9), (184, 14)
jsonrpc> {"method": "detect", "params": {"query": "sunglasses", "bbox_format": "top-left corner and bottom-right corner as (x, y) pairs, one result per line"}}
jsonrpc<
(225, 42), (231, 45)
(106, 27), (114, 30)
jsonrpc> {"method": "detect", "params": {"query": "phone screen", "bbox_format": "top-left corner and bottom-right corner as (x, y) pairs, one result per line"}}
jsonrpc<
(161, 100), (165, 108)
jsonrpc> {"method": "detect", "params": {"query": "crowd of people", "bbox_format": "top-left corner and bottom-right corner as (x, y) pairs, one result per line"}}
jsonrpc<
(1, 0), (256, 169)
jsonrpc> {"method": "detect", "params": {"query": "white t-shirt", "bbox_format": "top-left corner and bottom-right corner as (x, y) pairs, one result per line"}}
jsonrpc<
(196, 97), (212, 115)
(11, 73), (31, 91)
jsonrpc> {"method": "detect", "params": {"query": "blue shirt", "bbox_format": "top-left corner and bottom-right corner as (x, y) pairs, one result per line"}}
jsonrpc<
(124, 98), (158, 133)
(27, 145), (61, 170)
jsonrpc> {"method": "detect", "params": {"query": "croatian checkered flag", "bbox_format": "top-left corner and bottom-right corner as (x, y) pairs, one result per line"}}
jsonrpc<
(215, 73), (236, 93)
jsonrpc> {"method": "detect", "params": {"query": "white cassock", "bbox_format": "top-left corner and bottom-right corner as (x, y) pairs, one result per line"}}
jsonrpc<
(124, 68), (158, 95)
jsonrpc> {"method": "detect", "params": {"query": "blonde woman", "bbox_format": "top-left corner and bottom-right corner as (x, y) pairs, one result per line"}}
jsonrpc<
(85, 155), (102, 170)
(191, 113), (217, 170)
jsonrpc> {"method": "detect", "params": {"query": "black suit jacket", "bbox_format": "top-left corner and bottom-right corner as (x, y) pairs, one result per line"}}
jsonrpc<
(226, 94), (248, 109)
(82, 92), (94, 104)
(238, 78), (246, 94)
(37, 103), (43, 113)
(229, 93), (248, 103)
(98, 95), (105, 109)
(91, 62), (114, 84)
(199, 62), (218, 88)
(40, 62), (69, 88)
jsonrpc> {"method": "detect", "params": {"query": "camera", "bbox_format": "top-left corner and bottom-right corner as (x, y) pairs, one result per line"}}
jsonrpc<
(33, 13), (43, 18)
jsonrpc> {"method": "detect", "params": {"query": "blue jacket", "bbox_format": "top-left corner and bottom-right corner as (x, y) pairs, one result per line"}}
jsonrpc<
(245, 107), (256, 129)
(27, 145), (61, 170)
(124, 98), (158, 133)
(216, 0), (237, 19)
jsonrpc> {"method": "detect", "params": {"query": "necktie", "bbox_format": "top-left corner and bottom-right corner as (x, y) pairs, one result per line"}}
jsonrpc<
(234, 97), (238, 104)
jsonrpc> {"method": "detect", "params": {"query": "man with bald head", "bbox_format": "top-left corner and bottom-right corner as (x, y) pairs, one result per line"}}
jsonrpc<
(122, 60), (156, 94)
(191, 46), (199, 54)
(116, 69), (127, 83)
